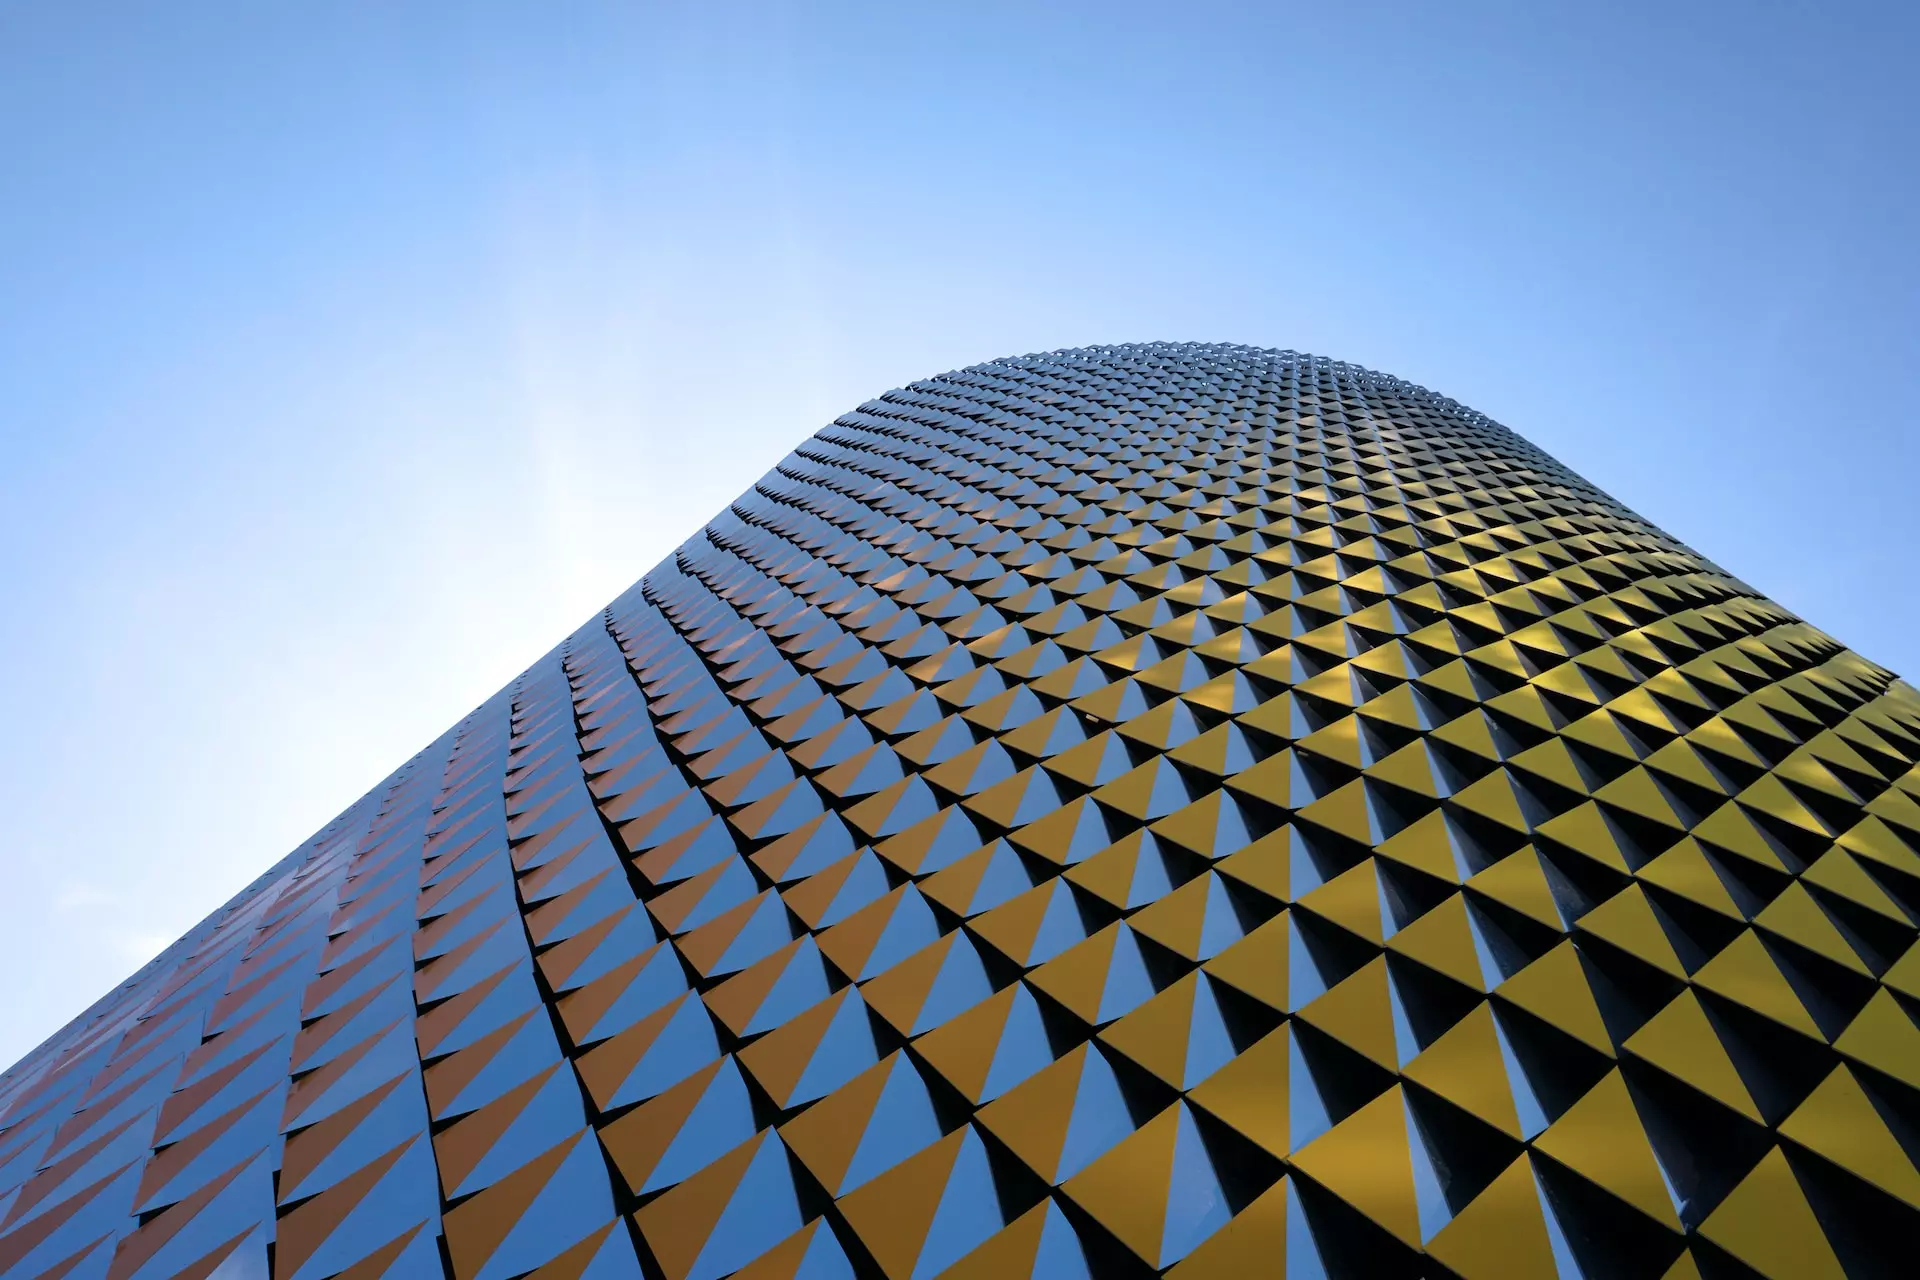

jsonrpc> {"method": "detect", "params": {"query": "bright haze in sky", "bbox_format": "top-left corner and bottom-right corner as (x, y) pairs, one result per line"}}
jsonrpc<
(0, 1), (1914, 1066)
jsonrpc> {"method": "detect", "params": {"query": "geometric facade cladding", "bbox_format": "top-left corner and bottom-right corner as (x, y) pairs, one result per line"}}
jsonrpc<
(5, 341), (1920, 1280)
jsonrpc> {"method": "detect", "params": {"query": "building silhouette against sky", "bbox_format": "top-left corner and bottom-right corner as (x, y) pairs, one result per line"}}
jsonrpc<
(3, 343), (1917, 1279)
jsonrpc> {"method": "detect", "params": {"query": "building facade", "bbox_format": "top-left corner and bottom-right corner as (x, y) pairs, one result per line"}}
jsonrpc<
(2, 343), (1917, 1280)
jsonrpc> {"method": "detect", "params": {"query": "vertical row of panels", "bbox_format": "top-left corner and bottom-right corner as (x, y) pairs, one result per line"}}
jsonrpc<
(3, 344), (1920, 1279)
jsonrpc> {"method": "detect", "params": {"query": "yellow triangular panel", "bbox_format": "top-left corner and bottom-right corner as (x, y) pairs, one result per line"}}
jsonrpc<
(1697, 1147), (1845, 1280)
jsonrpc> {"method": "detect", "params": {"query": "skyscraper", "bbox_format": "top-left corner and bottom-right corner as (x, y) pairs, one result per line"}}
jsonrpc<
(3, 342), (1916, 1280)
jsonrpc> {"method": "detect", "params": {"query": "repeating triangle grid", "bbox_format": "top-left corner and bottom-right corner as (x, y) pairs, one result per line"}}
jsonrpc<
(6, 342), (1920, 1279)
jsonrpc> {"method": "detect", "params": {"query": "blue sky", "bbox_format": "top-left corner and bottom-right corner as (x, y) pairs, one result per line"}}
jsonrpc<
(1, 0), (1914, 1064)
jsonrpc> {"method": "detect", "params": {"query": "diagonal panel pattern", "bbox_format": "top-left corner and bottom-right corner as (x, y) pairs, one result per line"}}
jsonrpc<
(5, 342), (1920, 1279)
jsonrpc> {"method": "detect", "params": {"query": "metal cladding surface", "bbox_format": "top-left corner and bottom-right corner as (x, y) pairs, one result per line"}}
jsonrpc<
(6, 342), (1920, 1280)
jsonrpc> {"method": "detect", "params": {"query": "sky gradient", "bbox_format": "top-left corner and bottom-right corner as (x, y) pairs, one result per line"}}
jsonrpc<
(1, 0), (1915, 1066)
